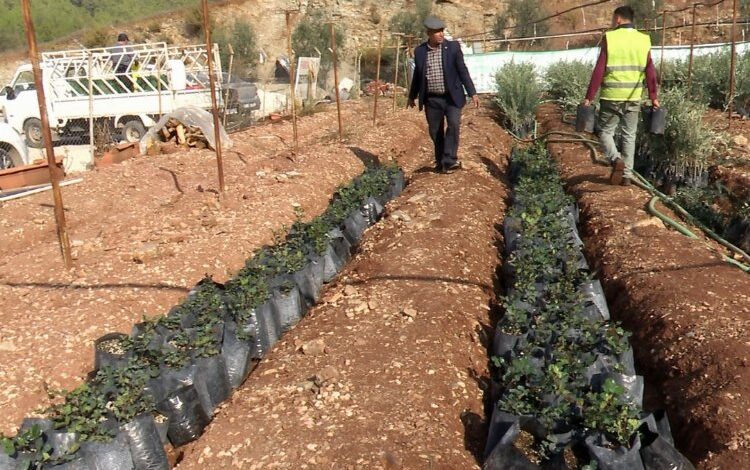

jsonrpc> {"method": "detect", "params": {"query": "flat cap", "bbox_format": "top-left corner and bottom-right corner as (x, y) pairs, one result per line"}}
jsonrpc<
(423, 16), (446, 30)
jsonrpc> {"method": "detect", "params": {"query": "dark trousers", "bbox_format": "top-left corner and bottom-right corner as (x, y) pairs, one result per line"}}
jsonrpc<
(424, 95), (462, 168)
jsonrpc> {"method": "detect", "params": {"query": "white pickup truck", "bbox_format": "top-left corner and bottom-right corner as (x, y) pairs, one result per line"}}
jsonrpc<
(0, 122), (29, 169)
(0, 42), (223, 148)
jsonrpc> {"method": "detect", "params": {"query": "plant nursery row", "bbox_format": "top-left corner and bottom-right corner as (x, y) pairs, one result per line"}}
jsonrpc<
(0, 165), (405, 470)
(485, 143), (694, 469)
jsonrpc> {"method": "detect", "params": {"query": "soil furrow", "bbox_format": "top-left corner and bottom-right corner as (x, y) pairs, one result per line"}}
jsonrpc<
(172, 108), (511, 469)
(539, 104), (750, 469)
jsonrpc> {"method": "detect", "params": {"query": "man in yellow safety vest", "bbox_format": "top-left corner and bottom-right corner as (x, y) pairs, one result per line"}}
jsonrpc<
(583, 6), (659, 186)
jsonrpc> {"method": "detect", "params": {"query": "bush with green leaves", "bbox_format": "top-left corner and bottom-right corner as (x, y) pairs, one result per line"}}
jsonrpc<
(543, 60), (594, 113)
(214, 20), (259, 78)
(292, 10), (345, 82)
(664, 49), (750, 112)
(387, 0), (431, 38)
(494, 62), (543, 136)
(638, 88), (720, 182)
(492, 144), (642, 457)
(494, 0), (549, 40)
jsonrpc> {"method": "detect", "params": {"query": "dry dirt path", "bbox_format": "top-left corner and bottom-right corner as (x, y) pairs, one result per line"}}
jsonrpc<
(539, 104), (750, 469)
(172, 106), (511, 469)
(0, 101), (426, 435)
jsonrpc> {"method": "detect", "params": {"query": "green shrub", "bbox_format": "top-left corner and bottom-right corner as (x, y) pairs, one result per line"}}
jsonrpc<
(494, 61), (543, 136)
(388, 0), (431, 38)
(214, 20), (259, 77)
(543, 60), (594, 113)
(292, 10), (345, 80)
(642, 88), (719, 180)
(496, 0), (549, 39)
(81, 28), (110, 48)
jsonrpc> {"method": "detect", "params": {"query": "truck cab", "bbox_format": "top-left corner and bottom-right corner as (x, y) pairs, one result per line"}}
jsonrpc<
(0, 65), (44, 149)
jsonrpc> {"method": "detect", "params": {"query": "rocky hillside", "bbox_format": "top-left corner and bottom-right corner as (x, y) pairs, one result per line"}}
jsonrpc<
(0, 0), (741, 85)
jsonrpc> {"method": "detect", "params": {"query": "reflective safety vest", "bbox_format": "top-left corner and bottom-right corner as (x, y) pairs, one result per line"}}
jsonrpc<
(601, 27), (652, 101)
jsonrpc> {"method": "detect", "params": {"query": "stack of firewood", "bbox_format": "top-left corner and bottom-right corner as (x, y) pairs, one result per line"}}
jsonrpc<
(159, 118), (208, 149)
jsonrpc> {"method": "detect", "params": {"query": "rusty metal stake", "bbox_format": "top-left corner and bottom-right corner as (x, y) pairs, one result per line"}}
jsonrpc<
(330, 22), (343, 141)
(201, 0), (225, 193)
(392, 35), (402, 111)
(660, 10), (668, 87)
(21, 0), (72, 268)
(729, 0), (739, 129)
(373, 30), (383, 125)
(285, 11), (299, 154)
(687, 3), (699, 97)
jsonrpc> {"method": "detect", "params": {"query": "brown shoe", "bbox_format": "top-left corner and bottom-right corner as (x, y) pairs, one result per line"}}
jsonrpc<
(621, 177), (632, 187)
(610, 158), (625, 186)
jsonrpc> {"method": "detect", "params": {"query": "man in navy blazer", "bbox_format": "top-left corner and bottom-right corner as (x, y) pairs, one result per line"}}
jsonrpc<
(408, 16), (479, 173)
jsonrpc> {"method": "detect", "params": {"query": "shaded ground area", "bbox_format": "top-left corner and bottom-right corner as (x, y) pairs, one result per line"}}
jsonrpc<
(173, 106), (511, 469)
(539, 104), (750, 469)
(0, 100), (427, 435)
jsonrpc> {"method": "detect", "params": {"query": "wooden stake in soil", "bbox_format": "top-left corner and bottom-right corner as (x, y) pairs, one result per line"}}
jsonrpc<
(392, 34), (402, 112)
(285, 10), (299, 154)
(729, 0), (739, 130)
(329, 22), (343, 141)
(201, 0), (225, 193)
(687, 3), (698, 97)
(21, 0), (73, 268)
(373, 30), (383, 125)
(660, 10), (668, 88)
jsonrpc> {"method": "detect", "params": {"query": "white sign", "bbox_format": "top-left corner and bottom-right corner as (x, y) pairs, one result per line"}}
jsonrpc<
(295, 57), (321, 101)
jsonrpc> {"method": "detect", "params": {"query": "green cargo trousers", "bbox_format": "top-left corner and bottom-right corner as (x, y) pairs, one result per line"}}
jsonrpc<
(597, 100), (641, 178)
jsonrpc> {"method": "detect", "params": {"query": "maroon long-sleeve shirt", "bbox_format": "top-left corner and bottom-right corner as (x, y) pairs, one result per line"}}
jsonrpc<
(585, 26), (659, 102)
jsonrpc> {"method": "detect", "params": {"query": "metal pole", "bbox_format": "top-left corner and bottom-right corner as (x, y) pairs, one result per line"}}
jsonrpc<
(202, 0), (225, 193)
(687, 3), (698, 97)
(330, 23), (343, 141)
(729, 0), (739, 129)
(392, 35), (401, 111)
(660, 10), (667, 87)
(21, 0), (72, 268)
(223, 44), (234, 128)
(87, 52), (95, 163)
(285, 11), (299, 154)
(157, 48), (163, 118)
(373, 30), (383, 125)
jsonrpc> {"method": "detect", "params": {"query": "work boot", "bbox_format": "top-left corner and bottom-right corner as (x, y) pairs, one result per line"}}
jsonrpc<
(444, 161), (462, 174)
(434, 163), (443, 173)
(609, 158), (625, 186)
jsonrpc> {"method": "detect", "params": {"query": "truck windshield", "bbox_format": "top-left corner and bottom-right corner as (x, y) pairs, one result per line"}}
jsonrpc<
(12, 71), (35, 93)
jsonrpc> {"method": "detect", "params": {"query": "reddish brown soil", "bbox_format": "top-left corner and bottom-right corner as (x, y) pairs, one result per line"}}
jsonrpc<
(539, 104), (750, 469)
(172, 106), (511, 469)
(0, 100), (428, 436)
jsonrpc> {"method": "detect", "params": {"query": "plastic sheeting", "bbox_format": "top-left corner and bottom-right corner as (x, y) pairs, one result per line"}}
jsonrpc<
(139, 106), (233, 154)
(465, 40), (750, 93)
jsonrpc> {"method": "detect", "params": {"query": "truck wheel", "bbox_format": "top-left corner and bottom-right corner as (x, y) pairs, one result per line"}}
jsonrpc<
(0, 144), (23, 170)
(122, 120), (146, 143)
(23, 118), (44, 148)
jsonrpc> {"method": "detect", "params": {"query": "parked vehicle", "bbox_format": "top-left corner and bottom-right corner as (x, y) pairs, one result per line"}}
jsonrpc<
(0, 42), (223, 148)
(0, 123), (30, 170)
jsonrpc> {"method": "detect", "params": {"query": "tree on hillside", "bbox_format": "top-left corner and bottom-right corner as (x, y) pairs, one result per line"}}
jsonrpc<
(388, 0), (432, 38)
(214, 20), (259, 78)
(292, 10), (345, 80)
(494, 0), (549, 40)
